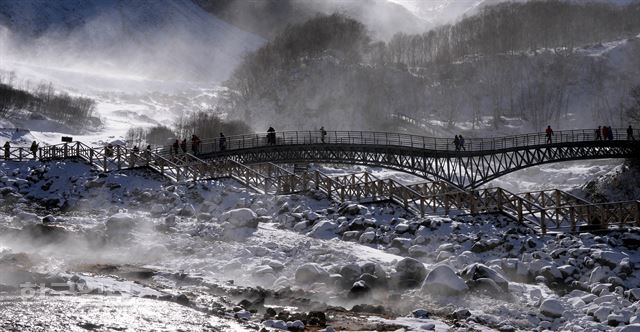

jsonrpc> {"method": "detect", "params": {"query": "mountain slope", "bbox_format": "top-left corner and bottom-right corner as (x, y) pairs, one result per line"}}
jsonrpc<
(0, 0), (264, 82)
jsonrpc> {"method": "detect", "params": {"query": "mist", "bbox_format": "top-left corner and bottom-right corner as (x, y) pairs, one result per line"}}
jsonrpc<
(0, 0), (263, 90)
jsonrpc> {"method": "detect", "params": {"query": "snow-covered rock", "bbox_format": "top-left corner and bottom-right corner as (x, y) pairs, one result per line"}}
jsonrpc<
(422, 265), (468, 295)
(539, 299), (564, 318)
(307, 220), (337, 239)
(220, 208), (258, 228)
(394, 258), (427, 289)
(295, 263), (329, 285)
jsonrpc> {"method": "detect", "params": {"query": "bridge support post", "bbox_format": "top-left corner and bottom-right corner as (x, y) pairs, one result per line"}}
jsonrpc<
(18, 148), (23, 161)
(76, 142), (80, 157)
(517, 198), (523, 223)
(64, 143), (68, 158)
(570, 207), (576, 233)
(116, 146), (121, 170)
(89, 149), (94, 165)
(636, 202), (640, 227)
(555, 190), (561, 225)
(540, 212), (547, 234)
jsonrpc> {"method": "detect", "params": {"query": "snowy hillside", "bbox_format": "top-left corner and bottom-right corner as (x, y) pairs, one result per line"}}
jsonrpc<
(0, 0), (264, 82)
(389, 0), (640, 24)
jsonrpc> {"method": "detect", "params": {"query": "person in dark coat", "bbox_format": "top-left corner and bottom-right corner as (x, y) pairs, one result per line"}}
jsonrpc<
(181, 139), (187, 153)
(30, 141), (38, 159)
(173, 139), (180, 155)
(595, 126), (602, 140)
(459, 135), (466, 151)
(627, 125), (635, 140)
(219, 133), (226, 151)
(3, 141), (10, 160)
(320, 126), (327, 143)
(191, 134), (201, 154)
(267, 127), (276, 145)
(453, 135), (460, 151)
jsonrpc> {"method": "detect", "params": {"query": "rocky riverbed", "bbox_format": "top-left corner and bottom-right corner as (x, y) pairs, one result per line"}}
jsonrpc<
(1, 160), (640, 331)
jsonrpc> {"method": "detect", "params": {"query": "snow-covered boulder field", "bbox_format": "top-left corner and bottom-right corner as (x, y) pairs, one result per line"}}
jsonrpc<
(1, 159), (640, 331)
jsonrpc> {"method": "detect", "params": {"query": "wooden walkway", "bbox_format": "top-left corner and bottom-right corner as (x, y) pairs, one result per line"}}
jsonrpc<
(1, 140), (638, 233)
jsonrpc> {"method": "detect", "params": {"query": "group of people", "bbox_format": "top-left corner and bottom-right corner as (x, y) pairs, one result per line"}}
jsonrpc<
(595, 126), (616, 141)
(2, 141), (39, 160)
(595, 125), (635, 141)
(453, 135), (466, 151)
(172, 134), (202, 155)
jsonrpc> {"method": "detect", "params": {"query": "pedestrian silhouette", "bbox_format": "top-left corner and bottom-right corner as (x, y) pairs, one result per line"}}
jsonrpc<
(628, 125), (635, 140)
(595, 126), (602, 140)
(459, 135), (466, 151)
(3, 141), (10, 160)
(219, 132), (227, 151)
(320, 126), (327, 143)
(267, 127), (276, 145)
(30, 141), (38, 159)
(545, 125), (554, 144)
(453, 135), (460, 151)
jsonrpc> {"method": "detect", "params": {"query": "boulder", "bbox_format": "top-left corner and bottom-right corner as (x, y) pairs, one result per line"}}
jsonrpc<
(307, 220), (337, 239)
(460, 263), (509, 292)
(295, 263), (329, 285)
(395, 258), (427, 289)
(422, 265), (468, 295)
(539, 299), (564, 318)
(339, 264), (362, 285)
(220, 208), (258, 228)
(359, 231), (376, 243)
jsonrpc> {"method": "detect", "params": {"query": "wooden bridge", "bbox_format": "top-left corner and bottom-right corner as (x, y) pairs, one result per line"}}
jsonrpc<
(1, 128), (639, 233)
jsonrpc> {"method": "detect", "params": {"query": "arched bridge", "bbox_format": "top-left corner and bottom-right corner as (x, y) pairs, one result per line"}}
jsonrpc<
(190, 128), (639, 189)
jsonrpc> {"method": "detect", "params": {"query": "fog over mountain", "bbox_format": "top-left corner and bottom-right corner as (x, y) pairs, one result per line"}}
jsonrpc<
(0, 0), (264, 83)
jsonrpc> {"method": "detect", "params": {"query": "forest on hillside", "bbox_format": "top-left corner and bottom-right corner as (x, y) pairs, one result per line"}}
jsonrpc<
(223, 1), (640, 134)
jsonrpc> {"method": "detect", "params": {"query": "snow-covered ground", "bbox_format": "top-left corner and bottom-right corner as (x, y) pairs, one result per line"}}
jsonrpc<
(1, 159), (640, 331)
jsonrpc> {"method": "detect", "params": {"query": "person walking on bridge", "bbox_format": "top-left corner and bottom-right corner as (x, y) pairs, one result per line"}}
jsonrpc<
(30, 141), (38, 159)
(595, 126), (602, 140)
(181, 139), (187, 154)
(172, 139), (180, 156)
(545, 125), (554, 144)
(3, 141), (10, 160)
(459, 135), (466, 151)
(627, 125), (635, 140)
(267, 127), (276, 145)
(191, 134), (201, 155)
(219, 132), (227, 151)
(320, 126), (327, 143)
(453, 135), (460, 151)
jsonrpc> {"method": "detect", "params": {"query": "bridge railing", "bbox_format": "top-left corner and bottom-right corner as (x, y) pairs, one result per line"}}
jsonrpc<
(188, 127), (635, 155)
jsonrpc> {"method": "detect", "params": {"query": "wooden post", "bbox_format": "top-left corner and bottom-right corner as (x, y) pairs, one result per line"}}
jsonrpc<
(116, 146), (121, 170)
(570, 207), (576, 233)
(555, 190), (561, 225)
(517, 198), (523, 223)
(89, 149), (94, 165)
(540, 211), (547, 234)
(64, 143), (68, 158)
(636, 201), (640, 227)
(18, 148), (23, 161)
